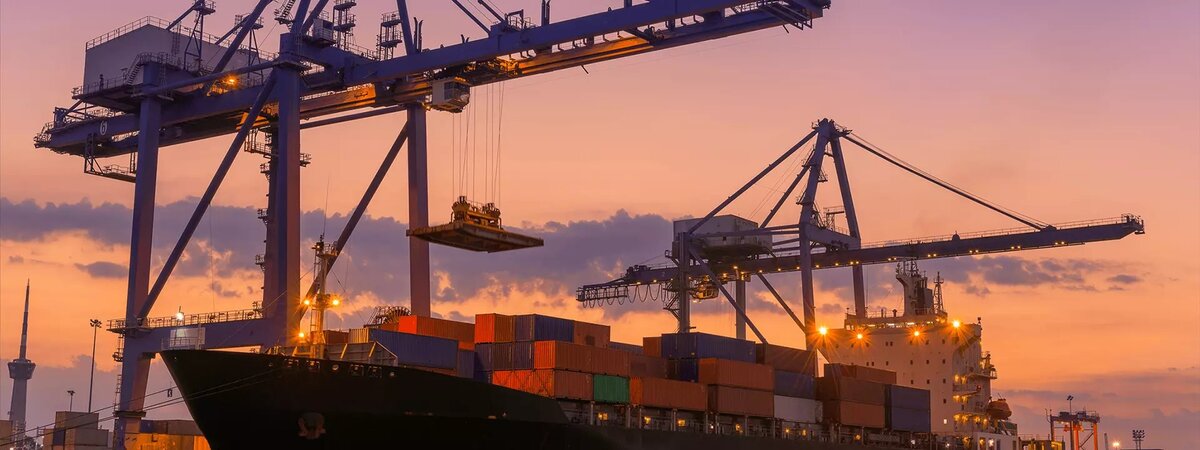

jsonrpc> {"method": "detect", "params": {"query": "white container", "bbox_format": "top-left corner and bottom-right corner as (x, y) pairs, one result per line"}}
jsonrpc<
(774, 395), (822, 423)
(348, 327), (371, 344)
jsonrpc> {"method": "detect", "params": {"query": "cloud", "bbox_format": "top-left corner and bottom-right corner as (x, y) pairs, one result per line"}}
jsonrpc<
(75, 261), (127, 279)
(1106, 273), (1142, 284)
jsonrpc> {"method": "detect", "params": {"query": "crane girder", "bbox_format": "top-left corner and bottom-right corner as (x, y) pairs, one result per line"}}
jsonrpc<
(36, 0), (829, 158)
(576, 215), (1145, 298)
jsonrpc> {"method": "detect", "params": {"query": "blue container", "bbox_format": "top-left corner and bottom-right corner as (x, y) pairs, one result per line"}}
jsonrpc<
(659, 332), (755, 362)
(512, 341), (535, 369)
(367, 329), (458, 369)
(514, 314), (575, 342)
(775, 370), (816, 398)
(667, 359), (699, 382)
(456, 350), (475, 378)
(609, 342), (644, 355)
(474, 343), (496, 372)
(886, 385), (931, 410)
(491, 343), (515, 370)
(887, 406), (932, 432)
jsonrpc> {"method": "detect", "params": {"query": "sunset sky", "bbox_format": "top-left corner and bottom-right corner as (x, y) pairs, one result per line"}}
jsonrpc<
(1, 0), (1198, 447)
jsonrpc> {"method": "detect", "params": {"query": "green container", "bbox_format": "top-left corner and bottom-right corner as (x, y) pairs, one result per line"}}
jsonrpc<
(593, 375), (630, 403)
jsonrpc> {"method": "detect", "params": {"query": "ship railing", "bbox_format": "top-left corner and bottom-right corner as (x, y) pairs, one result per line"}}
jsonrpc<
(162, 335), (205, 350)
(107, 307), (263, 331)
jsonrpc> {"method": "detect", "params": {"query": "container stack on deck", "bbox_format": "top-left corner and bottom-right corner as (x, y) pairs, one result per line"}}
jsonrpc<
(353, 313), (929, 437)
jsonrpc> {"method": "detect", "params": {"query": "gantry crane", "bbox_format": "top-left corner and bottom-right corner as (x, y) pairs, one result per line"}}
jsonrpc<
(33, 0), (834, 447)
(576, 119), (1145, 343)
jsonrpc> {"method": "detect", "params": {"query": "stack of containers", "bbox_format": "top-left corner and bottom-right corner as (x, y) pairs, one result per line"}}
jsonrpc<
(817, 363), (892, 428)
(491, 314), (636, 403)
(885, 385), (932, 432)
(384, 316), (475, 350)
(699, 358), (775, 417)
(757, 343), (820, 423)
(473, 313), (516, 382)
(366, 328), (460, 376)
(659, 332), (755, 382)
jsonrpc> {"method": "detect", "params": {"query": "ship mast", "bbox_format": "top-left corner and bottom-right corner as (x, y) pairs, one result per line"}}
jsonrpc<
(305, 236), (341, 348)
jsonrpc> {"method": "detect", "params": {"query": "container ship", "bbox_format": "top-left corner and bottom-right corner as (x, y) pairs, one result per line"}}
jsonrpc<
(163, 315), (929, 450)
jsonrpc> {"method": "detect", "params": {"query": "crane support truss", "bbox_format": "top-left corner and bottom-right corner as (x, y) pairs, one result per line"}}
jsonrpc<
(577, 119), (1145, 341)
(34, 1), (834, 448)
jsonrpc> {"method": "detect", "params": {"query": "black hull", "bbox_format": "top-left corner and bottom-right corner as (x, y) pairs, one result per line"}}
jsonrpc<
(161, 350), (903, 450)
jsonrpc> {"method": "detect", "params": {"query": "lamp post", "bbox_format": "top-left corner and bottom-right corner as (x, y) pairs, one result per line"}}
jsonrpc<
(67, 389), (76, 411)
(88, 319), (102, 412)
(1132, 429), (1144, 450)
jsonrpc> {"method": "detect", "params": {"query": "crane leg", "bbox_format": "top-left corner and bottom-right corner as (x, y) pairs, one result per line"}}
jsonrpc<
(114, 64), (163, 450)
(735, 279), (746, 340)
(407, 106), (431, 317)
(264, 38), (304, 343)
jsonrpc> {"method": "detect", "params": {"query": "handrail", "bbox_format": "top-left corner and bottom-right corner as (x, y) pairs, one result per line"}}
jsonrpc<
(106, 307), (262, 330)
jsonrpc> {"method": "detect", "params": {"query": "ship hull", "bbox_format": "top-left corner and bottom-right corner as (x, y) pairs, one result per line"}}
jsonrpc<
(161, 350), (901, 450)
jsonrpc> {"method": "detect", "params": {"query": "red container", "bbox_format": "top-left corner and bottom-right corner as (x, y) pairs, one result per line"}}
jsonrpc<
(708, 385), (774, 417)
(534, 341), (630, 376)
(322, 330), (349, 344)
(630, 354), (669, 378)
(698, 358), (774, 391)
(643, 336), (662, 357)
(386, 316), (475, 350)
(630, 377), (707, 411)
(493, 369), (592, 401)
(824, 363), (897, 385)
(475, 313), (515, 343)
(816, 376), (886, 405)
(756, 343), (817, 376)
(573, 320), (611, 347)
(822, 400), (885, 428)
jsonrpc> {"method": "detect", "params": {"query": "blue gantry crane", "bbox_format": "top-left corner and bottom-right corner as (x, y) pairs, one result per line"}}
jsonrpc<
(576, 119), (1145, 343)
(32, 0), (833, 447)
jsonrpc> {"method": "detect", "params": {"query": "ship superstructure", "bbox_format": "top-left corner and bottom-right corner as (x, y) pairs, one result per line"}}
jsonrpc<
(812, 261), (1017, 448)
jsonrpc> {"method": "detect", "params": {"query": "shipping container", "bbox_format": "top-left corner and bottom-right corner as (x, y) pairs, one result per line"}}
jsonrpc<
(630, 354), (669, 378)
(886, 406), (932, 432)
(534, 341), (630, 375)
(322, 330), (349, 345)
(475, 313), (515, 343)
(348, 327), (370, 344)
(773, 396), (822, 423)
(823, 400), (886, 428)
(366, 329), (458, 369)
(886, 384), (931, 411)
(643, 336), (662, 357)
(824, 363), (897, 385)
(774, 370), (816, 398)
(593, 375), (630, 403)
(708, 385), (774, 417)
(386, 316), (475, 350)
(474, 343), (496, 372)
(573, 320), (611, 347)
(512, 341), (534, 369)
(456, 350), (475, 378)
(514, 314), (575, 342)
(492, 369), (592, 401)
(756, 343), (817, 376)
(660, 333), (755, 362)
(668, 359), (699, 382)
(609, 341), (643, 355)
(630, 377), (707, 411)
(698, 358), (774, 391)
(815, 376), (886, 405)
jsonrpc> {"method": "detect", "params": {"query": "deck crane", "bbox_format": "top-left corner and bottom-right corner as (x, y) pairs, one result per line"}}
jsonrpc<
(33, 0), (834, 447)
(576, 119), (1145, 344)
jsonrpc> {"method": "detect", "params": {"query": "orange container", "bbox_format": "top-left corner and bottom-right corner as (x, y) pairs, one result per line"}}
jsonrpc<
(756, 343), (817, 376)
(475, 313), (515, 343)
(630, 377), (707, 411)
(573, 320), (611, 347)
(630, 354), (669, 378)
(386, 316), (475, 350)
(493, 369), (592, 401)
(643, 336), (662, 357)
(534, 341), (630, 376)
(698, 358), (774, 391)
(708, 385), (774, 417)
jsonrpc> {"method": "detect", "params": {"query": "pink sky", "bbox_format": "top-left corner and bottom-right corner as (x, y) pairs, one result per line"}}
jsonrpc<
(1, 1), (1198, 447)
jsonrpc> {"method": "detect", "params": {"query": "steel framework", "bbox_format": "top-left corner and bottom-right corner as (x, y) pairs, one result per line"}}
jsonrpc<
(33, 1), (834, 447)
(577, 119), (1145, 343)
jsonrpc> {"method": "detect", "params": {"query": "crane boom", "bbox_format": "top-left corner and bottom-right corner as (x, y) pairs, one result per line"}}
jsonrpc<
(577, 215), (1144, 303)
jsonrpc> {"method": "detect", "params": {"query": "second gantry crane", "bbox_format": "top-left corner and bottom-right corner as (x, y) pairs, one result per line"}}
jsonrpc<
(576, 119), (1145, 343)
